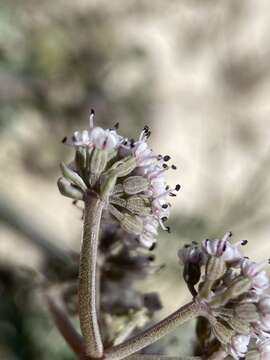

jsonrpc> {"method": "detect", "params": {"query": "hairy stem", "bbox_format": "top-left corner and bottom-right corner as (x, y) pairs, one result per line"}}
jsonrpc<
(79, 191), (104, 358)
(105, 301), (200, 360)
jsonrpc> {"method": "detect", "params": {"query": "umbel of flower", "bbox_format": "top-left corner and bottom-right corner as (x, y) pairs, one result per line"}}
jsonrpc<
(178, 232), (270, 360)
(58, 110), (179, 249)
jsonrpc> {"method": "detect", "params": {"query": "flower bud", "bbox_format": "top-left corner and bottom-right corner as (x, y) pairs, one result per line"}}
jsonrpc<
(60, 162), (88, 192)
(57, 177), (84, 200)
(122, 176), (149, 195)
(246, 350), (260, 360)
(205, 256), (226, 282)
(108, 204), (144, 235)
(235, 303), (259, 322)
(227, 276), (252, 299)
(120, 214), (144, 235)
(226, 317), (250, 334)
(90, 148), (108, 184)
(126, 196), (151, 215)
(211, 319), (234, 345)
(199, 256), (226, 300)
(75, 147), (88, 173)
(108, 156), (137, 178)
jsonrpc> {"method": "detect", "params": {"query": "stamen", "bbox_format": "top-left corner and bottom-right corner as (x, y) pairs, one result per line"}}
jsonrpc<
(162, 204), (168, 209)
(171, 165), (177, 170)
(163, 164), (169, 169)
(163, 155), (171, 162)
(149, 243), (156, 251)
(241, 240), (248, 246)
(62, 136), (67, 143)
(166, 226), (171, 233)
(89, 108), (95, 128)
(175, 184), (181, 191)
(114, 122), (120, 129)
(161, 216), (168, 221)
(143, 125), (149, 132)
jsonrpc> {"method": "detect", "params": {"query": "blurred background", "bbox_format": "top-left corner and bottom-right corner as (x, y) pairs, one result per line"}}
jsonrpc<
(0, 0), (270, 358)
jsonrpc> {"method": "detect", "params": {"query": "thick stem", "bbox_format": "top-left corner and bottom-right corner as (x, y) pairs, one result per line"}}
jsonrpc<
(104, 301), (200, 360)
(79, 191), (104, 358)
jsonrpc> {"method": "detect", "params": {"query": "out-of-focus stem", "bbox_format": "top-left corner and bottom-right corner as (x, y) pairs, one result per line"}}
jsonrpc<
(47, 287), (85, 355)
(78, 191), (104, 358)
(104, 301), (200, 360)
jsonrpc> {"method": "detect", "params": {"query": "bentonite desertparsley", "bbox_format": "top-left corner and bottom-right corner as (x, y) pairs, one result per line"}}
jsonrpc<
(47, 111), (270, 360)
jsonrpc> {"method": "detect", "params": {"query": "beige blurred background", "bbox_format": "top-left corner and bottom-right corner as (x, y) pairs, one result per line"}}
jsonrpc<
(0, 0), (270, 358)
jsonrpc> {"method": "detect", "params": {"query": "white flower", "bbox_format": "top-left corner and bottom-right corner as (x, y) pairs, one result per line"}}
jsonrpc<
(260, 341), (270, 360)
(90, 127), (122, 150)
(228, 335), (250, 359)
(178, 243), (206, 267)
(71, 130), (91, 146)
(202, 232), (245, 264)
(259, 297), (270, 331)
(139, 216), (159, 249)
(241, 259), (269, 294)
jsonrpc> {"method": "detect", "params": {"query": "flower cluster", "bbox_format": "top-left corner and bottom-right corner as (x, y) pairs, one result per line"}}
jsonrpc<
(58, 111), (179, 249)
(178, 232), (270, 359)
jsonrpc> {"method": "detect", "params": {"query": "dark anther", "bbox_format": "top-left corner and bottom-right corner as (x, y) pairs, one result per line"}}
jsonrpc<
(90, 108), (95, 115)
(162, 204), (168, 209)
(72, 200), (78, 205)
(61, 136), (67, 144)
(146, 131), (151, 139)
(157, 154), (163, 160)
(184, 244), (191, 248)
(114, 122), (119, 129)
(228, 231), (233, 237)
(165, 185), (170, 190)
(244, 256), (249, 259)
(222, 244), (227, 252)
(175, 184), (181, 191)
(161, 216), (168, 221)
(163, 155), (171, 162)
(130, 138), (135, 147)
(268, 259), (270, 264)
(123, 140), (128, 145)
(171, 165), (177, 170)
(169, 193), (177, 197)
(149, 243), (156, 251)
(241, 240), (248, 246)
(163, 164), (169, 169)
(166, 226), (171, 233)
(143, 125), (149, 132)
(148, 255), (155, 262)
(192, 241), (198, 245)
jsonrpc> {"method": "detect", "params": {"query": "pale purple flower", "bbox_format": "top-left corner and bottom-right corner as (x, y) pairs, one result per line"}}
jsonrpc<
(90, 127), (122, 150)
(178, 243), (206, 267)
(259, 297), (270, 331)
(228, 334), (250, 359)
(202, 232), (245, 264)
(260, 341), (270, 360)
(241, 259), (269, 294)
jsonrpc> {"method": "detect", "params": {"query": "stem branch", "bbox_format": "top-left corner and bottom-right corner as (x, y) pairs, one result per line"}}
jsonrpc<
(105, 301), (200, 360)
